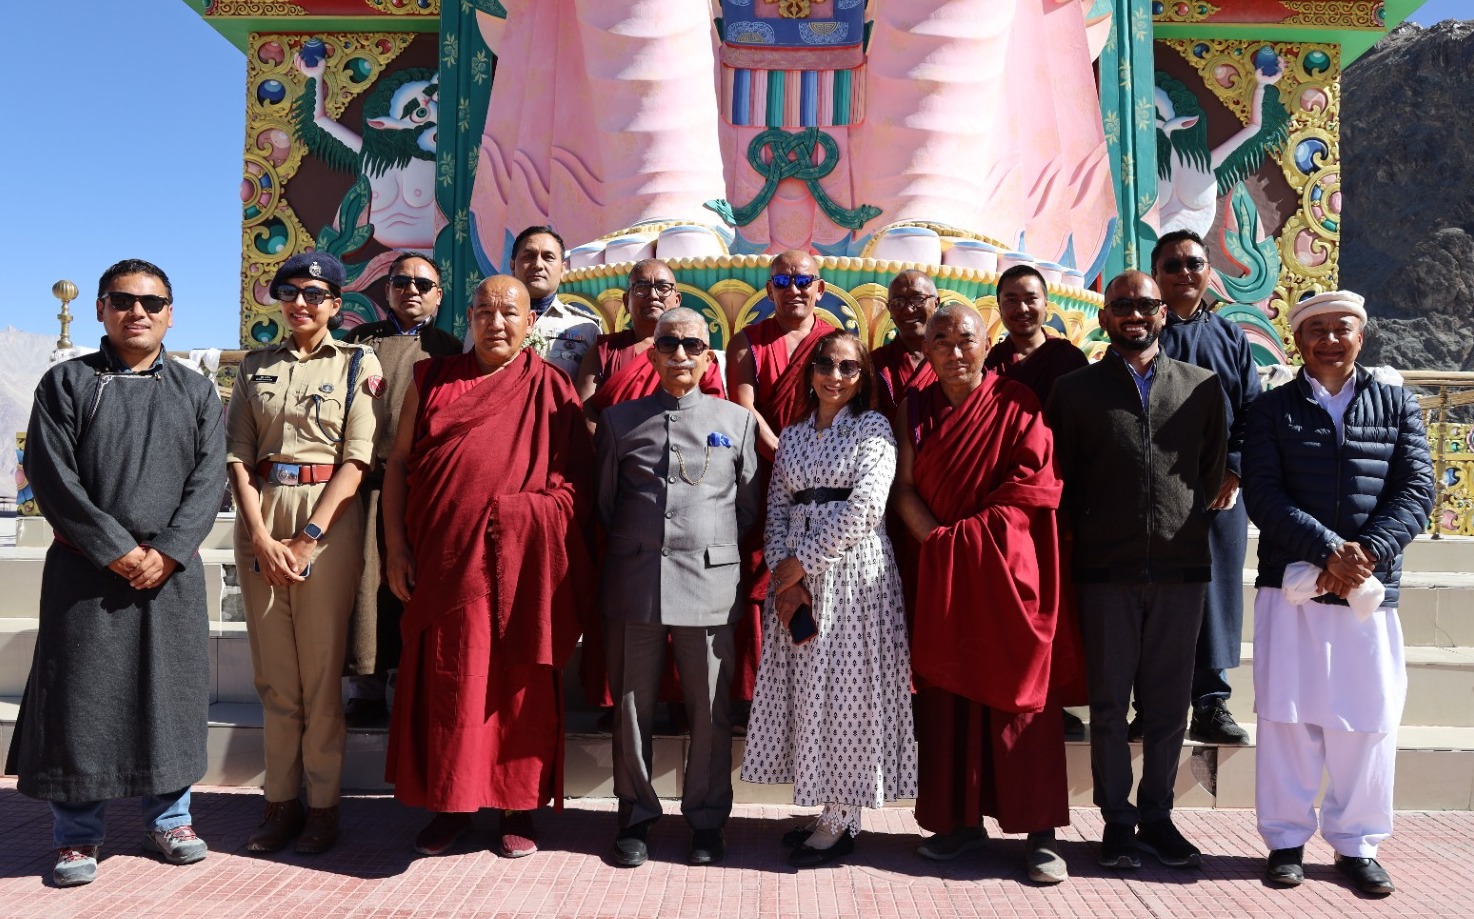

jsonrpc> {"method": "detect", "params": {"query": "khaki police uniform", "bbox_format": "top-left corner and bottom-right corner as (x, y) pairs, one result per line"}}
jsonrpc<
(225, 337), (382, 807)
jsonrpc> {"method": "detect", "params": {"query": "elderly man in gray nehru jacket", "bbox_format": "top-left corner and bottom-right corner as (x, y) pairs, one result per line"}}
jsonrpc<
(595, 306), (759, 870)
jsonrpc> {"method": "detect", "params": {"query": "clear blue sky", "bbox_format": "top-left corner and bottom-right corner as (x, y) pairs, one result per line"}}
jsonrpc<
(0, 0), (1468, 350)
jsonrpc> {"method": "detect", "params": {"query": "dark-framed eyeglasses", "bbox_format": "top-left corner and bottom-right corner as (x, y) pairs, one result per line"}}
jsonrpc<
(770, 273), (818, 291)
(102, 291), (171, 314)
(1159, 256), (1207, 275)
(389, 274), (439, 293)
(653, 335), (710, 356)
(813, 358), (863, 379)
(1105, 297), (1165, 317)
(629, 280), (678, 299)
(274, 283), (336, 306)
(887, 294), (936, 311)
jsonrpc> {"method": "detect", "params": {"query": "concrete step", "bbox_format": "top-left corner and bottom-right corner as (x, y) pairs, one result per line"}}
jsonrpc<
(5, 699), (1472, 810)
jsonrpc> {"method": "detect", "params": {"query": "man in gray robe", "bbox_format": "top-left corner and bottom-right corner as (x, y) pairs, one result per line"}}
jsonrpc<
(5, 259), (226, 887)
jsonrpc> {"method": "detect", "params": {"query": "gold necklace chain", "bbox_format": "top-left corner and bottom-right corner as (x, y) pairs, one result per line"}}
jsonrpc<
(672, 443), (712, 485)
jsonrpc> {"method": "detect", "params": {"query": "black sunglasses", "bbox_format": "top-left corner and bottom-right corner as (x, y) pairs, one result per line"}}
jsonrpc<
(389, 274), (438, 293)
(1105, 297), (1165, 317)
(629, 280), (678, 298)
(102, 291), (171, 314)
(1159, 257), (1207, 275)
(274, 283), (335, 306)
(653, 335), (710, 356)
(813, 358), (863, 379)
(770, 273), (818, 290)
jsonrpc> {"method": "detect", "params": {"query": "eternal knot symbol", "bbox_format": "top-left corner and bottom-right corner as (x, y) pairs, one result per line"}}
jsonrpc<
(705, 127), (882, 231)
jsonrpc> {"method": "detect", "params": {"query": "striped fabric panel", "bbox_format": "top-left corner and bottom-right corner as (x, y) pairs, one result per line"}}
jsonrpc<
(725, 65), (865, 128)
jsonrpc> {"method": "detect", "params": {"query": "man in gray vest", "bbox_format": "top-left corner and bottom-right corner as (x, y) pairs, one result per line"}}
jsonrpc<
(595, 306), (759, 868)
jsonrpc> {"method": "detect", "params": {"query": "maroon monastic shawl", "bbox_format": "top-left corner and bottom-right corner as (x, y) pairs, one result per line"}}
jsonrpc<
(982, 335), (1088, 408)
(910, 376), (1066, 713)
(872, 340), (937, 421)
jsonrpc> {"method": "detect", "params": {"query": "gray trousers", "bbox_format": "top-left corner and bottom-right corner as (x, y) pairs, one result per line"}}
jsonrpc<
(1076, 582), (1206, 827)
(606, 619), (735, 831)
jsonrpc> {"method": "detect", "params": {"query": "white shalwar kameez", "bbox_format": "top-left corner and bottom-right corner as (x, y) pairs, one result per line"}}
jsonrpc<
(1253, 586), (1406, 857)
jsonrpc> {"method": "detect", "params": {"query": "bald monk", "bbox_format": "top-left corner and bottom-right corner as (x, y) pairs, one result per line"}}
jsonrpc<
(574, 258), (724, 712)
(894, 304), (1072, 885)
(382, 276), (595, 860)
(725, 250), (839, 702)
(871, 270), (940, 421)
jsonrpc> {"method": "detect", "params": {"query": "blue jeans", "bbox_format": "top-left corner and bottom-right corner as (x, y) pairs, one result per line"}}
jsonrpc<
(51, 787), (193, 848)
(1191, 668), (1232, 713)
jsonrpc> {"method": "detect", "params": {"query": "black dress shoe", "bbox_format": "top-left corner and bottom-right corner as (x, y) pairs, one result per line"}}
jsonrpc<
(1127, 716), (1144, 743)
(1189, 704), (1250, 744)
(1062, 709), (1086, 739)
(343, 697), (388, 728)
(689, 828), (726, 866)
(610, 821), (652, 868)
(1267, 846), (1304, 886)
(781, 824), (815, 848)
(789, 832), (855, 868)
(1335, 855), (1395, 895)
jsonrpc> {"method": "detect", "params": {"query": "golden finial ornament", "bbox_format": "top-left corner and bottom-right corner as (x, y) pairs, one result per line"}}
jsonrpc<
(52, 279), (79, 351)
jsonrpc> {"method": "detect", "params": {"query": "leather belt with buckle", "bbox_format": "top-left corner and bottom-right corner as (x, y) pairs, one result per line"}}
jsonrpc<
(257, 461), (338, 486)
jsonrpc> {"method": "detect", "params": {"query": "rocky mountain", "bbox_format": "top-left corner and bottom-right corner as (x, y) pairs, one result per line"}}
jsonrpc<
(0, 328), (56, 499)
(1342, 19), (1474, 371)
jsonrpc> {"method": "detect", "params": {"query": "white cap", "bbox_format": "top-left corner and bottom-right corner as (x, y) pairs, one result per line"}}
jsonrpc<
(1289, 290), (1367, 333)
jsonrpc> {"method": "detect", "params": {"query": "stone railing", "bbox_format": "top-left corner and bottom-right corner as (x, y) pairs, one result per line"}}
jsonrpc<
(1402, 371), (1474, 539)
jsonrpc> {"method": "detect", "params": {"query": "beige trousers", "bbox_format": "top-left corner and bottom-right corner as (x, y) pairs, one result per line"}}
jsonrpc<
(236, 482), (364, 808)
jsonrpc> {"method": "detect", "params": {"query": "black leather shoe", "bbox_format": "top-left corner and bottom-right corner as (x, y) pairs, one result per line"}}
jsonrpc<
(1127, 716), (1144, 743)
(610, 821), (652, 868)
(689, 828), (726, 866)
(789, 832), (855, 868)
(1189, 704), (1250, 745)
(343, 697), (388, 729)
(1335, 855), (1395, 895)
(781, 824), (815, 848)
(1062, 709), (1086, 739)
(1267, 846), (1304, 886)
(1098, 822), (1140, 870)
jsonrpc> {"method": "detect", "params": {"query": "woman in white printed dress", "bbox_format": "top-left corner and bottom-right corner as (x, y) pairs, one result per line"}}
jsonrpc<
(741, 330), (917, 868)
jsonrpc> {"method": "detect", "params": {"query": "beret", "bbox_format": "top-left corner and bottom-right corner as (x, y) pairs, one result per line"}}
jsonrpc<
(270, 251), (346, 294)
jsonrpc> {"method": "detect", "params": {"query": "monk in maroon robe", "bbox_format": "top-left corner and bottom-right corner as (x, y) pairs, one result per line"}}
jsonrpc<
(982, 265), (1091, 723)
(872, 269), (940, 421)
(726, 250), (838, 701)
(982, 265), (1088, 407)
(871, 270), (941, 620)
(574, 259), (724, 709)
(382, 276), (594, 860)
(894, 303), (1074, 885)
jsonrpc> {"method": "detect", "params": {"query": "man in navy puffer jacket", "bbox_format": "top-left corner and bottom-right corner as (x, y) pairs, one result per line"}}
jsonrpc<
(1242, 290), (1434, 897)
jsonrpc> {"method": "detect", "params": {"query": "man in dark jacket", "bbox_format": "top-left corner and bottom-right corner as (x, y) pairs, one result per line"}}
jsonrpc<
(1243, 290), (1434, 896)
(7, 259), (227, 886)
(1048, 270), (1226, 872)
(1153, 230), (1262, 745)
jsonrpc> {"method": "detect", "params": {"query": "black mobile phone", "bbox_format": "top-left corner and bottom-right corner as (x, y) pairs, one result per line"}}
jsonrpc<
(788, 603), (817, 645)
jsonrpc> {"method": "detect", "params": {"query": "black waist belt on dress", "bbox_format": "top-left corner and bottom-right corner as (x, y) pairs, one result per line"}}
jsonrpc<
(257, 460), (338, 486)
(791, 487), (852, 506)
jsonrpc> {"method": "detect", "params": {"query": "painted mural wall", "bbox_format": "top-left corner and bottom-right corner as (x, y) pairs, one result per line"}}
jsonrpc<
(239, 30), (440, 347)
(1150, 37), (1342, 365)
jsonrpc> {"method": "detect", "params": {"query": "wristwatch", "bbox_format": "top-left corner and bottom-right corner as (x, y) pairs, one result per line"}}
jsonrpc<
(301, 522), (325, 541)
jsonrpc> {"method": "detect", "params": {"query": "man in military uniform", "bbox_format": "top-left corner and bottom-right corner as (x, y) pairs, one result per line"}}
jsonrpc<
(341, 253), (461, 726)
(512, 225), (602, 379)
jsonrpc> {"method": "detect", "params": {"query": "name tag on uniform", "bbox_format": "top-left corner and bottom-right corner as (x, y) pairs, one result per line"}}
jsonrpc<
(252, 374), (279, 383)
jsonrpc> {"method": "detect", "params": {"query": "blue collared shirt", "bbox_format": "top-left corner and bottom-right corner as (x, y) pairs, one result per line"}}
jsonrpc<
(1114, 350), (1155, 409)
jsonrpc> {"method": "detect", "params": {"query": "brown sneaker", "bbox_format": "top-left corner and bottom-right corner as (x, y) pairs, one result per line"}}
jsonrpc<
(499, 810), (538, 858)
(296, 806), (340, 854)
(247, 799), (305, 853)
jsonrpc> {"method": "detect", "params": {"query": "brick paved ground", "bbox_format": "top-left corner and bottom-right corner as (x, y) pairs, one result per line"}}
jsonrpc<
(2, 779), (1468, 918)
